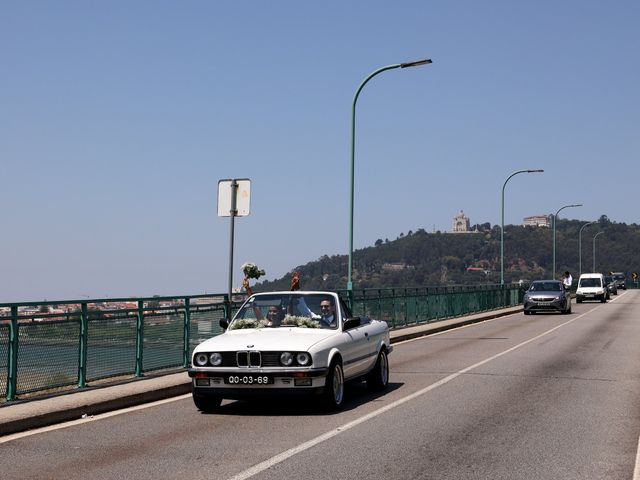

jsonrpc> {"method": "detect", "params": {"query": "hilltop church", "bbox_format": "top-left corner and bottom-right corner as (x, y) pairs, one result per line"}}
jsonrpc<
(452, 210), (478, 233)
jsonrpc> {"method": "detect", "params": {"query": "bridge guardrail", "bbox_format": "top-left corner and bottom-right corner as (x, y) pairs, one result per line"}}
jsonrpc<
(0, 284), (523, 402)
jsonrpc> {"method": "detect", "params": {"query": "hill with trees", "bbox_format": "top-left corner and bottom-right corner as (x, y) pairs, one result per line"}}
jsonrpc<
(254, 215), (640, 291)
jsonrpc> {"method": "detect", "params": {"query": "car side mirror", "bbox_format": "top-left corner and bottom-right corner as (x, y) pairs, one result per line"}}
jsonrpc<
(343, 317), (361, 330)
(219, 318), (229, 330)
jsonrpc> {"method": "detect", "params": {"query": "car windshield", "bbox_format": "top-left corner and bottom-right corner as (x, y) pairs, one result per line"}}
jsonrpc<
(604, 276), (613, 283)
(579, 278), (602, 287)
(613, 274), (625, 280)
(530, 282), (561, 292)
(230, 293), (340, 330)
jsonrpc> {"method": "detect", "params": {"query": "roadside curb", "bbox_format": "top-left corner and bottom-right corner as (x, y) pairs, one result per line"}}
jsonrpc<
(1, 383), (192, 436)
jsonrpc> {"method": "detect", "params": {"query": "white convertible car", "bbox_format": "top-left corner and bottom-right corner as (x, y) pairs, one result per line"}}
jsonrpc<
(188, 291), (392, 411)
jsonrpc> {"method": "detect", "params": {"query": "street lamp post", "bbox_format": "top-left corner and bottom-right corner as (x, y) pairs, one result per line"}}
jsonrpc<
(593, 231), (604, 272)
(500, 169), (543, 284)
(552, 203), (582, 279)
(578, 221), (595, 276)
(348, 58), (432, 303)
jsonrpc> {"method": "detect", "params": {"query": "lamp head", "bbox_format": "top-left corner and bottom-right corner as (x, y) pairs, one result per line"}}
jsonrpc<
(400, 59), (433, 68)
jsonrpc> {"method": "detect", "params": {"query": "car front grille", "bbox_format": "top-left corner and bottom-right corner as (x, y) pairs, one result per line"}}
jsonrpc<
(531, 297), (553, 302)
(220, 352), (238, 366)
(237, 351), (262, 367)
(214, 351), (284, 367)
(261, 352), (281, 367)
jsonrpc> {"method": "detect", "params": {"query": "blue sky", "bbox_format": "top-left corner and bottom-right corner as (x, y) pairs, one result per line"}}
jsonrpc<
(2, 1), (638, 302)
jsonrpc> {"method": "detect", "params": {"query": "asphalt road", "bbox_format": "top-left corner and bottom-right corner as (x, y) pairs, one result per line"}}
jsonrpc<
(2, 291), (639, 480)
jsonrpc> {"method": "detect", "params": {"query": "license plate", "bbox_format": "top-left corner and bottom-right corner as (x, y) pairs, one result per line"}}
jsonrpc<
(585, 294), (594, 298)
(225, 374), (273, 385)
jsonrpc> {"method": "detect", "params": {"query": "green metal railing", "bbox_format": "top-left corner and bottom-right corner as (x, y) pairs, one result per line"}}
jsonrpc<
(0, 284), (523, 402)
(340, 284), (522, 328)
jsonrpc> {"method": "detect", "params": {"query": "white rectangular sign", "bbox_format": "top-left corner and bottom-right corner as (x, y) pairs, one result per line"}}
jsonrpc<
(217, 179), (251, 217)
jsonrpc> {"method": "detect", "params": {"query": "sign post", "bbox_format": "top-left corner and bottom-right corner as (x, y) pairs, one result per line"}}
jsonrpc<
(217, 179), (251, 312)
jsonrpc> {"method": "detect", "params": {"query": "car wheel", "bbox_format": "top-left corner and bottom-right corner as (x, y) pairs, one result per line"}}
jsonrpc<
(367, 349), (389, 391)
(323, 359), (345, 410)
(601, 295), (607, 303)
(523, 310), (531, 315)
(576, 298), (582, 303)
(192, 393), (222, 413)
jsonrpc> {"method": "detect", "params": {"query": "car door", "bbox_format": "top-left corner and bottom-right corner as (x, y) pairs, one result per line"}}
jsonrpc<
(338, 299), (372, 379)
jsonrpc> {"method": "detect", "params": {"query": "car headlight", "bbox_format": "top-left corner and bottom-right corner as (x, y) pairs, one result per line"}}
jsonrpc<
(209, 352), (222, 366)
(194, 352), (209, 366)
(296, 352), (311, 366)
(554, 296), (560, 300)
(280, 352), (293, 366)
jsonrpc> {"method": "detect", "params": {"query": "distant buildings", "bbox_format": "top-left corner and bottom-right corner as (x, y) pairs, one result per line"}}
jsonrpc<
(446, 209), (555, 234)
(382, 262), (408, 271)
(447, 210), (550, 233)
(523, 215), (552, 228)
(452, 210), (481, 233)
(452, 210), (471, 233)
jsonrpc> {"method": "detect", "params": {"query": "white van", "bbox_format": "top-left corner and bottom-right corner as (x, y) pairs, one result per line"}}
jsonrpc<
(576, 273), (608, 303)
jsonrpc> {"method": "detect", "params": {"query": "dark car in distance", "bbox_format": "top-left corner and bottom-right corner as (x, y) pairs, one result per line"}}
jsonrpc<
(523, 280), (572, 315)
(611, 272), (626, 290)
(604, 275), (618, 295)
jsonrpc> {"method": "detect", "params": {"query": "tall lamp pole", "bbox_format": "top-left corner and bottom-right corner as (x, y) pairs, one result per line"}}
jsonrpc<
(593, 231), (604, 272)
(552, 203), (582, 279)
(348, 58), (432, 303)
(500, 169), (543, 284)
(578, 221), (595, 276)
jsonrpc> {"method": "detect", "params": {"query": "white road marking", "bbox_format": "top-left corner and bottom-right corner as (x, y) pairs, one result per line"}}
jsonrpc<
(635, 433), (640, 480)
(227, 307), (599, 480)
(613, 293), (640, 479)
(609, 290), (628, 302)
(0, 394), (191, 444)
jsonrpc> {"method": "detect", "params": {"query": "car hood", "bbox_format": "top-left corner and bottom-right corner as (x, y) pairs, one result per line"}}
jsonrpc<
(526, 291), (563, 297)
(194, 328), (336, 353)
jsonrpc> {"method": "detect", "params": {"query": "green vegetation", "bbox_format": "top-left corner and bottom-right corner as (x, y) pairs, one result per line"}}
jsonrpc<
(256, 216), (640, 290)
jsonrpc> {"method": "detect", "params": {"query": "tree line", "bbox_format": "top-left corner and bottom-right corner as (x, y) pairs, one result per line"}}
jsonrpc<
(255, 215), (640, 291)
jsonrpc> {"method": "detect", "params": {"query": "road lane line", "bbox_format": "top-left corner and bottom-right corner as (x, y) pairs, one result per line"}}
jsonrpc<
(609, 290), (628, 302)
(634, 433), (640, 480)
(227, 308), (599, 480)
(0, 394), (192, 444)
(616, 291), (640, 479)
